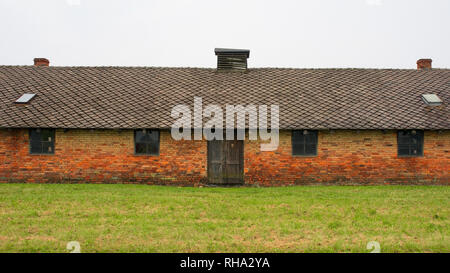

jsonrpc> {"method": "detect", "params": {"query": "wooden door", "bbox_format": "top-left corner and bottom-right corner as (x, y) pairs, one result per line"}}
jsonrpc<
(207, 140), (224, 184)
(207, 140), (244, 185)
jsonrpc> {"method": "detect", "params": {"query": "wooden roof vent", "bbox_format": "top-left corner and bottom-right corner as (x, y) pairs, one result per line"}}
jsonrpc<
(215, 48), (250, 71)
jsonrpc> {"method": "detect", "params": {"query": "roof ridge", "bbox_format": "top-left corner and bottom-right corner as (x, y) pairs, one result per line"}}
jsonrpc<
(0, 65), (449, 71)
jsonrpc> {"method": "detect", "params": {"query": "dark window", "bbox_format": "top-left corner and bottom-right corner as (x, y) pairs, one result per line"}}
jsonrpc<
(397, 130), (424, 157)
(29, 129), (55, 154)
(292, 130), (318, 156)
(134, 130), (160, 155)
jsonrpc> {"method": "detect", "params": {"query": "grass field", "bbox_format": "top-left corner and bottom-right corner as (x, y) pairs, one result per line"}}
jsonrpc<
(0, 184), (448, 253)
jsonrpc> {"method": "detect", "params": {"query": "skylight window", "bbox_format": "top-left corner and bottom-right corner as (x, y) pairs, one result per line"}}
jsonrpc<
(421, 94), (442, 106)
(15, 93), (36, 104)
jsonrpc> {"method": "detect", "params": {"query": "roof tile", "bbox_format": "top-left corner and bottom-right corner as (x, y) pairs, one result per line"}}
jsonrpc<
(0, 66), (448, 130)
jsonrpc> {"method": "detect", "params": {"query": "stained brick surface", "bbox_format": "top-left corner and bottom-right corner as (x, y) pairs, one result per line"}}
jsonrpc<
(244, 130), (450, 185)
(0, 129), (207, 185)
(0, 129), (448, 185)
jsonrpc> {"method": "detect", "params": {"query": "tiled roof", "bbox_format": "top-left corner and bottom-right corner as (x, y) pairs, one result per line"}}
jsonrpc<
(0, 66), (448, 129)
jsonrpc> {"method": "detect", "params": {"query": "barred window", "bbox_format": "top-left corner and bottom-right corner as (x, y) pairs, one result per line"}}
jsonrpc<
(398, 130), (423, 157)
(30, 129), (55, 154)
(134, 129), (160, 155)
(292, 130), (318, 156)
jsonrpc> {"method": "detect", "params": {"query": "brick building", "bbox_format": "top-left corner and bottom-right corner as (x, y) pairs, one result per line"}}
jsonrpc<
(0, 49), (448, 185)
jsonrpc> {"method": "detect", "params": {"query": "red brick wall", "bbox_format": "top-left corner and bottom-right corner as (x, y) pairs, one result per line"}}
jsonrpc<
(0, 129), (448, 185)
(244, 130), (450, 185)
(0, 129), (207, 185)
(0, 130), (18, 180)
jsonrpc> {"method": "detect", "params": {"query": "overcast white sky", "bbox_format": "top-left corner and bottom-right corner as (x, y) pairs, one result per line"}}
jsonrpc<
(1, 0), (449, 68)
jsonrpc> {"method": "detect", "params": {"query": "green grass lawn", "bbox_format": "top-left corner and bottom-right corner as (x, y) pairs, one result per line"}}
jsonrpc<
(0, 184), (448, 253)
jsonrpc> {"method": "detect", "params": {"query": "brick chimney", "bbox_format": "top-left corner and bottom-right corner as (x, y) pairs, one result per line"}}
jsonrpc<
(34, 58), (50, 66)
(417, 59), (432, 70)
